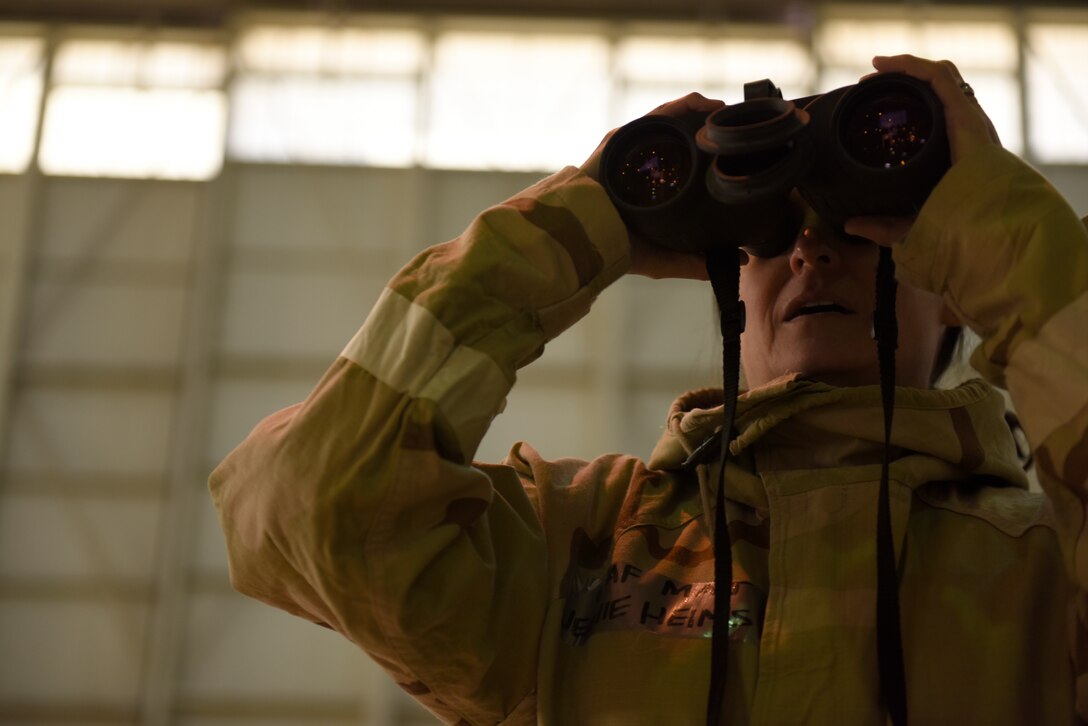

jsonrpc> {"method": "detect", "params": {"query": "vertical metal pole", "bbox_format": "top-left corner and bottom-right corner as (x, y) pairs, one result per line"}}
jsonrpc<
(0, 28), (54, 477)
(1014, 7), (1035, 167)
(138, 30), (234, 724)
(138, 168), (232, 726)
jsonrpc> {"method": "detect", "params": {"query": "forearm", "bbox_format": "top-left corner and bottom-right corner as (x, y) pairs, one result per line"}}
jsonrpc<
(896, 145), (1088, 577)
(209, 164), (630, 721)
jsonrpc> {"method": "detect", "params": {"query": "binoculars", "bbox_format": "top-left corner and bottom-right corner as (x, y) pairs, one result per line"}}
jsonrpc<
(599, 73), (951, 258)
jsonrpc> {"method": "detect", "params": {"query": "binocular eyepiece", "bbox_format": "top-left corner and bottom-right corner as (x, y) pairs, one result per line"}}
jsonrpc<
(599, 73), (951, 257)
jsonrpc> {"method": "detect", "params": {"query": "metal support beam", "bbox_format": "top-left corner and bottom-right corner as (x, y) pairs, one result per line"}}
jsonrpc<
(137, 168), (233, 725)
(0, 29), (53, 479)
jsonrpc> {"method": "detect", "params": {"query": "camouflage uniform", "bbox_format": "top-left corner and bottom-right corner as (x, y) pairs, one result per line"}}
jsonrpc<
(211, 144), (1088, 725)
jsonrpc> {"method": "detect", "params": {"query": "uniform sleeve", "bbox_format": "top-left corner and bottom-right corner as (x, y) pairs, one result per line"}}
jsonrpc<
(892, 145), (1088, 715)
(208, 166), (630, 724)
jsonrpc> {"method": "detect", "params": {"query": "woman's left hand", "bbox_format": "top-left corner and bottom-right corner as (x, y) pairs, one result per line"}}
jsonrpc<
(844, 54), (1003, 247)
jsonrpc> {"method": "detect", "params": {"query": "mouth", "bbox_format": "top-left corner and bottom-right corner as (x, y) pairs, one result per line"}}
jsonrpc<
(785, 300), (855, 322)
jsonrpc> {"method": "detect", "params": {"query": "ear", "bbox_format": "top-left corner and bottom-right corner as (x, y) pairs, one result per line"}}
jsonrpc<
(939, 302), (961, 327)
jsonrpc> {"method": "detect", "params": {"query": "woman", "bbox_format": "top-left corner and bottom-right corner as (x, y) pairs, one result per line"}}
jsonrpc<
(210, 54), (1088, 724)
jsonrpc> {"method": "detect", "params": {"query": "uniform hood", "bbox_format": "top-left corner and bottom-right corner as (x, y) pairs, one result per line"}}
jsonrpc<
(648, 374), (1029, 494)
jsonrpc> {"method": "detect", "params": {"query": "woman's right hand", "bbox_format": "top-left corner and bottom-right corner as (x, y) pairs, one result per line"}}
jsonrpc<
(580, 92), (726, 281)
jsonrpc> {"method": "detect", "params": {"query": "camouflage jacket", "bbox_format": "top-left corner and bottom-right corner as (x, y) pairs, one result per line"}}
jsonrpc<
(210, 144), (1088, 725)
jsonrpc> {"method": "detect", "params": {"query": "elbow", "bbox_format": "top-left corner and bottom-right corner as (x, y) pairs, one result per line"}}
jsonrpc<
(208, 405), (309, 600)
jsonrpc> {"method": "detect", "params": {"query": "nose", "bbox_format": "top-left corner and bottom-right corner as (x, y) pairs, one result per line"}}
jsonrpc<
(789, 225), (842, 274)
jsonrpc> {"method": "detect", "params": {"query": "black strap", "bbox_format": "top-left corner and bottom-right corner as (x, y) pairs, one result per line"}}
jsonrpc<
(702, 246), (906, 725)
(704, 247), (743, 726)
(874, 245), (908, 726)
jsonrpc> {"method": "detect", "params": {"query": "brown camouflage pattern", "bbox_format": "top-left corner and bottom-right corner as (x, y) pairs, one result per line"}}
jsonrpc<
(212, 148), (1088, 724)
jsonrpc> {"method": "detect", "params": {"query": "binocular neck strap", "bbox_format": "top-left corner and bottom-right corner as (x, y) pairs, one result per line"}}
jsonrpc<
(875, 245), (908, 726)
(701, 246), (907, 726)
(704, 246), (743, 726)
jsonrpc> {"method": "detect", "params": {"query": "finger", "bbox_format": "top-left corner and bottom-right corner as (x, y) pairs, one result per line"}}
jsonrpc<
(651, 91), (725, 118)
(843, 215), (915, 247)
(872, 54), (968, 107)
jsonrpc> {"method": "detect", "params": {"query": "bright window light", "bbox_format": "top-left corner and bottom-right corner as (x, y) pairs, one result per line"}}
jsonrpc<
(27, 16), (1080, 175)
(237, 25), (424, 74)
(0, 36), (44, 173)
(955, 72), (1022, 155)
(425, 31), (610, 171)
(53, 39), (227, 87)
(913, 22), (1019, 70)
(40, 87), (226, 179)
(53, 39), (145, 85)
(228, 25), (423, 165)
(229, 76), (416, 166)
(40, 39), (227, 180)
(143, 42), (229, 87)
(615, 35), (813, 121)
(819, 20), (915, 66)
(617, 37), (719, 84)
(817, 19), (1017, 70)
(711, 40), (815, 99)
(1026, 23), (1088, 163)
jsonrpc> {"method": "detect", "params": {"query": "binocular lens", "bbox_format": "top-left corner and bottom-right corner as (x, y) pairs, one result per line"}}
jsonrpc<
(841, 92), (933, 170)
(611, 132), (692, 207)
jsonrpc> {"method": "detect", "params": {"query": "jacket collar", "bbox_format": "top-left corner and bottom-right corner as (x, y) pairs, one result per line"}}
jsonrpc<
(649, 375), (1028, 491)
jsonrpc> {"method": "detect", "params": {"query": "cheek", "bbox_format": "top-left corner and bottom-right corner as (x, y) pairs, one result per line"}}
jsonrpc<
(739, 264), (785, 373)
(739, 262), (785, 323)
(739, 272), (772, 346)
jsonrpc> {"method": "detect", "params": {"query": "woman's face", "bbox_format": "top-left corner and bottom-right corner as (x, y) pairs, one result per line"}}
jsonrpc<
(739, 200), (950, 389)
